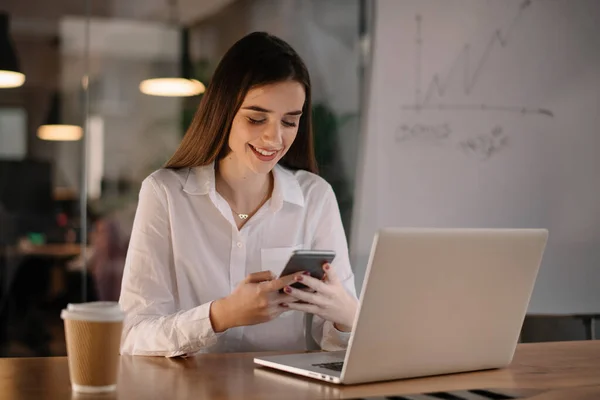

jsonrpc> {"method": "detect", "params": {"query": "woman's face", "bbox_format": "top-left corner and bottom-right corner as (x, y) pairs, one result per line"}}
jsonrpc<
(227, 80), (305, 175)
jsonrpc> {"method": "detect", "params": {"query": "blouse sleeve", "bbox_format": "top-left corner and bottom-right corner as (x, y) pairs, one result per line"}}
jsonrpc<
(119, 176), (222, 357)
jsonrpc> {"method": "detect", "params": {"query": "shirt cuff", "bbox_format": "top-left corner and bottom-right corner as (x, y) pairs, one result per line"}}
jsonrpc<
(172, 301), (224, 357)
(320, 320), (352, 351)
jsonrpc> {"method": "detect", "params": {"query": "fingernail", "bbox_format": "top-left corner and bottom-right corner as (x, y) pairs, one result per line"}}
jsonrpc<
(302, 271), (311, 275)
(295, 275), (303, 282)
(280, 303), (288, 308)
(284, 286), (292, 293)
(324, 263), (330, 270)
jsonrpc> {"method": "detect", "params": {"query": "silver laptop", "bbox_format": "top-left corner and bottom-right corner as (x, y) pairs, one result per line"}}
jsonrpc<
(254, 228), (548, 385)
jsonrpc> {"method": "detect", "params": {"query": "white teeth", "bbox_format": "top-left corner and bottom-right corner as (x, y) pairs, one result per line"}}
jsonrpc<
(252, 145), (277, 156)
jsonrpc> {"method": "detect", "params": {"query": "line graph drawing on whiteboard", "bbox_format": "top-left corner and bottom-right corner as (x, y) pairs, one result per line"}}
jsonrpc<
(401, 0), (554, 118)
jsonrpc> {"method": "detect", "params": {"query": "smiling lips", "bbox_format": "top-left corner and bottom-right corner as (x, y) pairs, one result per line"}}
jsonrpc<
(249, 143), (281, 162)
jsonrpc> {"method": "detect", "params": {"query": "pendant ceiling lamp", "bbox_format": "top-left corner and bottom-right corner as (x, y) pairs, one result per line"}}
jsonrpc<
(37, 92), (82, 141)
(0, 12), (26, 89)
(139, 0), (204, 97)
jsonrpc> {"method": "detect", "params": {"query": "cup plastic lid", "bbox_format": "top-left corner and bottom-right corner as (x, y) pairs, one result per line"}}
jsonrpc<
(61, 301), (125, 322)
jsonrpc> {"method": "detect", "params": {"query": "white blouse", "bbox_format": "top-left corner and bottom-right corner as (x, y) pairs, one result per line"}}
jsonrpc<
(119, 163), (357, 357)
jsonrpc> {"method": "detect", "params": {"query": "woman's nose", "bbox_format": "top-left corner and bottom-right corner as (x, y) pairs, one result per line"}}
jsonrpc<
(262, 122), (283, 145)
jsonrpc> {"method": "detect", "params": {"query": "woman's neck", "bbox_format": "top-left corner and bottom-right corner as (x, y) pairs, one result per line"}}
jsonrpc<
(215, 156), (272, 212)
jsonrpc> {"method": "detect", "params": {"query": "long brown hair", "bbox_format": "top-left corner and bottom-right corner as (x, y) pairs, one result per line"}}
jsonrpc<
(164, 32), (317, 173)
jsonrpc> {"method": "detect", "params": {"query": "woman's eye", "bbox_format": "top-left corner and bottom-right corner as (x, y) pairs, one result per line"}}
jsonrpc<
(248, 117), (266, 125)
(282, 120), (297, 128)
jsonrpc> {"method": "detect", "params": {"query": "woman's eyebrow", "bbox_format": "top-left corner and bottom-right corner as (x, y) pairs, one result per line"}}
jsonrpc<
(242, 105), (303, 116)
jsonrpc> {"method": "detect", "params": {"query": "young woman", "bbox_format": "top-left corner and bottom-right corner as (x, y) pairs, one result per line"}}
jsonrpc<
(119, 32), (358, 357)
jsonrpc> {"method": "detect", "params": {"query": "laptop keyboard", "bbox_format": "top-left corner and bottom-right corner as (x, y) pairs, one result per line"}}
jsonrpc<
(312, 361), (344, 372)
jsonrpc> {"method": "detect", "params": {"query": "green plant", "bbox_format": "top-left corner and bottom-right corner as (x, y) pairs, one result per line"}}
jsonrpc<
(311, 102), (358, 236)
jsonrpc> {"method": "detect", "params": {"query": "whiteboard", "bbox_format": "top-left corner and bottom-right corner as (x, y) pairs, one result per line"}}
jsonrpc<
(351, 0), (600, 315)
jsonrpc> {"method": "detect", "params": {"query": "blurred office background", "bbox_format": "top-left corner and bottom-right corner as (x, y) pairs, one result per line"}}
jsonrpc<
(0, 0), (364, 357)
(0, 0), (597, 357)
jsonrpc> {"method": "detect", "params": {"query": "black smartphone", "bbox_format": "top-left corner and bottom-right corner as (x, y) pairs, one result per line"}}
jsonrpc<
(278, 250), (336, 290)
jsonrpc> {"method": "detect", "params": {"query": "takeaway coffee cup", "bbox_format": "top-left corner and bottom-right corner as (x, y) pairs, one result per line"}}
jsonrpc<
(61, 302), (125, 393)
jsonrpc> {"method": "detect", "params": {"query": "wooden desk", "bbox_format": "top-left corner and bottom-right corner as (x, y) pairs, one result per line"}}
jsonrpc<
(1, 341), (599, 399)
(17, 242), (82, 259)
(11, 242), (85, 300)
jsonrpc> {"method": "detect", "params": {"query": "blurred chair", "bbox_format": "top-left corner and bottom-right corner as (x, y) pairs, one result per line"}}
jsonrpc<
(0, 205), (54, 356)
(0, 205), (16, 350)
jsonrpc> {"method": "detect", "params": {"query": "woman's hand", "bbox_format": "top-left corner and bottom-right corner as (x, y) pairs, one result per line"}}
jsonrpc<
(210, 271), (300, 332)
(281, 263), (358, 332)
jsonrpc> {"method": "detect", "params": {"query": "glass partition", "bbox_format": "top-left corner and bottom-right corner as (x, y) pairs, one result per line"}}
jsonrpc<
(0, 0), (364, 357)
(0, 1), (93, 357)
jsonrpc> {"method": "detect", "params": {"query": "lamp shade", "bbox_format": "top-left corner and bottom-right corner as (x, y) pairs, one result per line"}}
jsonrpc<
(0, 12), (25, 88)
(37, 92), (82, 141)
(139, 27), (205, 97)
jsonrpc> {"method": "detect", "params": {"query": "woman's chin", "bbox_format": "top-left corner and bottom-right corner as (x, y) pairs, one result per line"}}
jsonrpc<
(248, 157), (279, 174)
